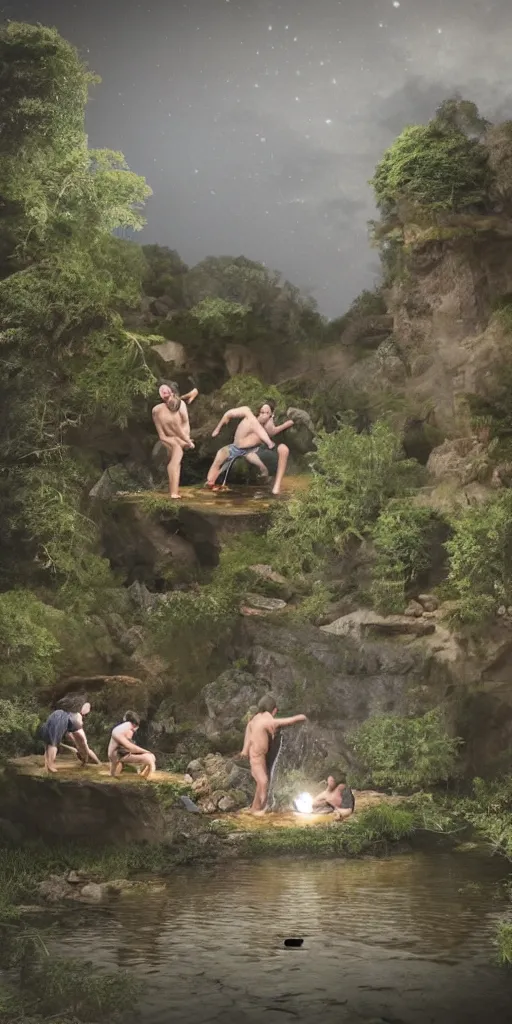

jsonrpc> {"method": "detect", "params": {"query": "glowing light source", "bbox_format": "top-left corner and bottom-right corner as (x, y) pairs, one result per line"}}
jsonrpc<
(295, 792), (313, 814)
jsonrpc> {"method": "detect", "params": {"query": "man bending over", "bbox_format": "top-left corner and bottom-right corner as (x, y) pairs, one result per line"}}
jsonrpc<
(152, 381), (199, 499)
(41, 700), (100, 773)
(206, 402), (281, 493)
(240, 694), (307, 815)
(248, 400), (294, 496)
(108, 711), (156, 780)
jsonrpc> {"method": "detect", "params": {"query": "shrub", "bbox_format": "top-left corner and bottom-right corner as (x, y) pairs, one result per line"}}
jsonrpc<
(460, 776), (512, 860)
(0, 590), (61, 699)
(0, 700), (39, 757)
(218, 374), (288, 412)
(269, 421), (421, 573)
(495, 922), (512, 967)
(147, 532), (276, 694)
(350, 709), (462, 791)
(445, 492), (512, 625)
(371, 121), (492, 216)
(370, 501), (443, 613)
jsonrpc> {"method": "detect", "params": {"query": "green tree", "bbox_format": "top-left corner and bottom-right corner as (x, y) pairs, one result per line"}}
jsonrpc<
(0, 23), (155, 595)
(371, 121), (492, 217)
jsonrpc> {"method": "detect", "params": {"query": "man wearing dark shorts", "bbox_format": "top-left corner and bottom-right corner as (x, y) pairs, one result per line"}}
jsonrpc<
(311, 775), (355, 819)
(40, 700), (99, 773)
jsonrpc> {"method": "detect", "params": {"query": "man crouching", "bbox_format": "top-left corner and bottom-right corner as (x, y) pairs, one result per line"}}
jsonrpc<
(108, 711), (156, 780)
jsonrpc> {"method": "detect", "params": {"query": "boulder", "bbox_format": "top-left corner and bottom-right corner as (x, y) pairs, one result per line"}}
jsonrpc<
(404, 600), (424, 618)
(80, 882), (104, 903)
(243, 593), (288, 614)
(418, 593), (439, 612)
(202, 670), (261, 734)
(89, 464), (144, 500)
(427, 438), (491, 486)
(285, 407), (316, 455)
(247, 564), (294, 600)
(186, 759), (205, 779)
(321, 609), (435, 639)
(150, 339), (186, 370)
(217, 795), (237, 812)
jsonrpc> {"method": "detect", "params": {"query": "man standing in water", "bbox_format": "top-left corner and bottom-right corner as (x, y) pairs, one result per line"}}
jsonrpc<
(206, 401), (294, 495)
(152, 381), (199, 499)
(240, 694), (307, 815)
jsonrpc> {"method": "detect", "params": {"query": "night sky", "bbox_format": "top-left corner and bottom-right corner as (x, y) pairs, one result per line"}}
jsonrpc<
(4, 0), (512, 316)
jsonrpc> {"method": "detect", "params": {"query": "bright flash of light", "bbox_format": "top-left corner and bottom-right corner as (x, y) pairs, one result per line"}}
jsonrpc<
(295, 792), (313, 814)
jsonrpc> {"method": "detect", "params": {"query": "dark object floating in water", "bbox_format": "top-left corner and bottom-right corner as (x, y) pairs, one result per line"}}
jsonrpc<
(284, 938), (304, 948)
(180, 795), (201, 813)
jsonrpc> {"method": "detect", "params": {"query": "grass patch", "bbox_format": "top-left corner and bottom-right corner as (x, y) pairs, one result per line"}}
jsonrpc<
(226, 803), (417, 857)
(495, 921), (512, 966)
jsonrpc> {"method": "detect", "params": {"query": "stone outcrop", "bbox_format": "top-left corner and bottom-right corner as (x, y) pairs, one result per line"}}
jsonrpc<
(321, 608), (436, 639)
(0, 758), (209, 845)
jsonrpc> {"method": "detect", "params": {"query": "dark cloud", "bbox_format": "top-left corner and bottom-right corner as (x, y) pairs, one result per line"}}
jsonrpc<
(7, 0), (512, 316)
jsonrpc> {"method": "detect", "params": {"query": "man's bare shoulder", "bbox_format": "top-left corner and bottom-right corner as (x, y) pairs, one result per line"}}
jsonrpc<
(152, 403), (166, 418)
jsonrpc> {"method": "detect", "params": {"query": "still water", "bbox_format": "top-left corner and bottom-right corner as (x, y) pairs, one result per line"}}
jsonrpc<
(54, 851), (512, 1024)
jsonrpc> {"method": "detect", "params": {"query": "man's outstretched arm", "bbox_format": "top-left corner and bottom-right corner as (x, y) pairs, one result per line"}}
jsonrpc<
(273, 714), (307, 728)
(181, 387), (198, 403)
(212, 406), (251, 437)
(268, 418), (294, 438)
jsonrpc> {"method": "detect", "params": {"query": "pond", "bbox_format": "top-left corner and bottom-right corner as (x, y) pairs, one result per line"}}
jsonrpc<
(53, 849), (512, 1024)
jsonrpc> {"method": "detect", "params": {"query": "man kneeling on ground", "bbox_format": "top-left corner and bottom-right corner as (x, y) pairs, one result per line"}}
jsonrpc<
(108, 711), (156, 780)
(311, 774), (355, 820)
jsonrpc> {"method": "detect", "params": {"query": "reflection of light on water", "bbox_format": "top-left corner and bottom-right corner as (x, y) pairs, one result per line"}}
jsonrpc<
(295, 792), (313, 814)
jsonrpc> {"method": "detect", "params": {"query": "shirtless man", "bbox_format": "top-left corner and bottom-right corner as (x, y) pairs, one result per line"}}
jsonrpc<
(311, 775), (355, 820)
(240, 694), (307, 815)
(152, 381), (199, 499)
(108, 711), (156, 780)
(40, 700), (100, 773)
(206, 400), (293, 495)
(249, 400), (294, 496)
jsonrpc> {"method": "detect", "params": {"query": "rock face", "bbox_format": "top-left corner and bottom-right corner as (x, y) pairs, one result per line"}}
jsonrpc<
(321, 609), (436, 639)
(304, 233), (512, 441)
(0, 758), (209, 845)
(199, 619), (453, 777)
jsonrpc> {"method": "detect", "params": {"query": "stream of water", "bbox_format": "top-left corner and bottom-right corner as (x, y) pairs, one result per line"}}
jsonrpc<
(52, 849), (512, 1024)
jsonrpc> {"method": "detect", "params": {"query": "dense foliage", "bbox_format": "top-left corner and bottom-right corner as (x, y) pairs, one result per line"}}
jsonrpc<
(370, 501), (441, 613)
(372, 122), (491, 216)
(0, 23), (155, 603)
(269, 421), (421, 573)
(350, 709), (462, 791)
(445, 492), (512, 624)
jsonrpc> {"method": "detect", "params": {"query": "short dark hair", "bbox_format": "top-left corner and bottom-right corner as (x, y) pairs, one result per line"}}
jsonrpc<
(124, 710), (141, 726)
(257, 693), (277, 714)
(260, 399), (276, 413)
(56, 693), (88, 713)
(329, 771), (347, 786)
(159, 376), (180, 391)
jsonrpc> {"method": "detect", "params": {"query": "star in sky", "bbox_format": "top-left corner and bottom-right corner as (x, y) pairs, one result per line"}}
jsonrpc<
(7, 0), (512, 315)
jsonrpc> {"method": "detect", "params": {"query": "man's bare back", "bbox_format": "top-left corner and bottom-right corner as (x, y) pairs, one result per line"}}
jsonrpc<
(243, 711), (276, 759)
(240, 697), (306, 815)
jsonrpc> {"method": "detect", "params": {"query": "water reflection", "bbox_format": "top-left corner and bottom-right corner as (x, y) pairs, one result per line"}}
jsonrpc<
(52, 852), (512, 1024)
